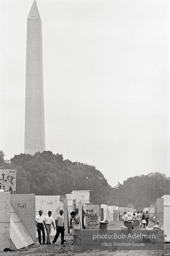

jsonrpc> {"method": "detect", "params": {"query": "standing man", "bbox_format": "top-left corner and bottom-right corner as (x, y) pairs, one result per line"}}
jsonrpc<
(141, 212), (146, 228)
(74, 208), (81, 230)
(145, 211), (150, 227)
(36, 210), (45, 245)
(136, 211), (142, 228)
(72, 208), (81, 244)
(44, 211), (55, 244)
(52, 210), (65, 245)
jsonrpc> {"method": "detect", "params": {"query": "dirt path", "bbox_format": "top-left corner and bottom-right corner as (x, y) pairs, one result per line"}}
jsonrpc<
(0, 221), (169, 256)
(0, 238), (169, 256)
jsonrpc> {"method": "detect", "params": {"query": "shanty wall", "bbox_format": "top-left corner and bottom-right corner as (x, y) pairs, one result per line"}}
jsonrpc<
(10, 194), (36, 242)
(0, 192), (10, 251)
(35, 195), (68, 235)
(35, 195), (61, 219)
(71, 190), (90, 206)
(155, 198), (164, 227)
(163, 195), (170, 242)
(108, 206), (114, 223)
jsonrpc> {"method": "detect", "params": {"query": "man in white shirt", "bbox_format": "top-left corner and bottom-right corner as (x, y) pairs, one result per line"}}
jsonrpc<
(73, 208), (81, 230)
(71, 208), (81, 245)
(36, 210), (45, 245)
(44, 211), (55, 244)
(52, 210), (65, 245)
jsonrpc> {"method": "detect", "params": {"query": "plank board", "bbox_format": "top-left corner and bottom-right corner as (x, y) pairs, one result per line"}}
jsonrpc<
(0, 192), (10, 251)
(163, 195), (170, 242)
(78, 201), (82, 230)
(108, 206), (114, 223)
(63, 199), (69, 235)
(0, 209), (10, 220)
(0, 223), (10, 251)
(10, 194), (36, 242)
(10, 205), (34, 249)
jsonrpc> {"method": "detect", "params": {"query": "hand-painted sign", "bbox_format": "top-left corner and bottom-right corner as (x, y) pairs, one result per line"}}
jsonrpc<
(0, 169), (16, 193)
(85, 204), (100, 229)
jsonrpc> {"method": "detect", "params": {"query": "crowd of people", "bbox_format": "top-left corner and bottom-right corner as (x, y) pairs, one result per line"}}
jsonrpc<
(35, 208), (81, 246)
(122, 210), (160, 230)
(36, 208), (160, 246)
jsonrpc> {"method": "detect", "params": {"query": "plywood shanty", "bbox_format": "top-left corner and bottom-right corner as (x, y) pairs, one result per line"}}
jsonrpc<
(155, 198), (164, 227)
(71, 190), (90, 206)
(0, 192), (10, 251)
(10, 194), (36, 242)
(163, 195), (170, 242)
(108, 206), (114, 223)
(10, 205), (34, 249)
(35, 195), (62, 236)
(113, 207), (119, 222)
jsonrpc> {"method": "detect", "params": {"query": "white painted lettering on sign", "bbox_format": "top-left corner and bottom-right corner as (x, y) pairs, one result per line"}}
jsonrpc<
(0, 169), (16, 193)
(85, 204), (100, 229)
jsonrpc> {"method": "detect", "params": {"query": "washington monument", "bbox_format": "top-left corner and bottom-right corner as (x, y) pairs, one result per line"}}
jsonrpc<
(25, 0), (45, 155)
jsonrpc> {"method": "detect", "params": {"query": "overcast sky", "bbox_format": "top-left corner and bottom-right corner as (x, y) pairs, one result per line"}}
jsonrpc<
(0, 0), (170, 186)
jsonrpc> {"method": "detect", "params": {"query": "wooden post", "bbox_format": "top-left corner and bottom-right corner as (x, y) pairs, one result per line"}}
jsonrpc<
(78, 201), (82, 230)
(101, 208), (104, 221)
(63, 199), (69, 235)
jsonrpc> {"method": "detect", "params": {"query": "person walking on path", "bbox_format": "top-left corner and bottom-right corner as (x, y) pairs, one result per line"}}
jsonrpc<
(44, 211), (55, 244)
(52, 210), (65, 245)
(36, 210), (45, 245)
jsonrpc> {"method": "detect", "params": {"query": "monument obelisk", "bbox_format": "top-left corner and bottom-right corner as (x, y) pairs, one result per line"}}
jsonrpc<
(25, 0), (45, 155)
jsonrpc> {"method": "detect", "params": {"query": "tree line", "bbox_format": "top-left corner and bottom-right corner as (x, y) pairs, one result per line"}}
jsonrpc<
(0, 150), (169, 208)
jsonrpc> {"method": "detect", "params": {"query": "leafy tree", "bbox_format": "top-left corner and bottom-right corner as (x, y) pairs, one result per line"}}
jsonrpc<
(10, 151), (111, 203)
(0, 150), (169, 207)
(110, 172), (169, 209)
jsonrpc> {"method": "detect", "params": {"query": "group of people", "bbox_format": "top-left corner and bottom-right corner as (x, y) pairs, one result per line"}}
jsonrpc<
(35, 208), (81, 246)
(123, 210), (160, 230)
(123, 211), (150, 229)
